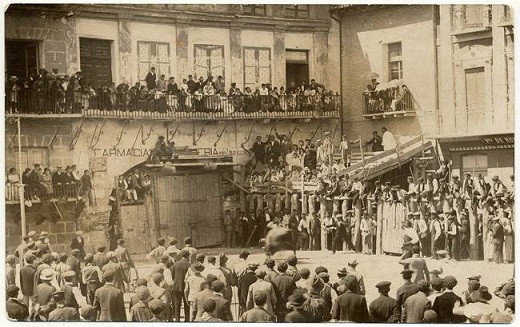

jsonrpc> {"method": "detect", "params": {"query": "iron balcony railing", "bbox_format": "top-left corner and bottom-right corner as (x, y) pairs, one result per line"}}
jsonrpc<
(362, 87), (414, 115)
(6, 88), (340, 119)
(5, 182), (81, 203)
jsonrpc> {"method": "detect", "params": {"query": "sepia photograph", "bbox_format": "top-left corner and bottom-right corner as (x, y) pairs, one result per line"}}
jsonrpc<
(3, 2), (516, 323)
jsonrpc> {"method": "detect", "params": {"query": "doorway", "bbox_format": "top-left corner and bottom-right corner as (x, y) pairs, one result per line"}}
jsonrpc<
(5, 40), (39, 78)
(286, 49), (309, 87)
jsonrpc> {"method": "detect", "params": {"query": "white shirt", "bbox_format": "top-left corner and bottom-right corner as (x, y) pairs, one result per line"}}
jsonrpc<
(382, 131), (397, 150)
(204, 264), (227, 286)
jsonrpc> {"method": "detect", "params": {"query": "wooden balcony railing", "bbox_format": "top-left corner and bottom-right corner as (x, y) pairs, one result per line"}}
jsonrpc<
(362, 86), (415, 117)
(451, 5), (492, 33)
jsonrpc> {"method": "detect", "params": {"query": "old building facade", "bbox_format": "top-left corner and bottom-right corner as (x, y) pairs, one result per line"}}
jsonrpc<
(5, 4), (341, 253)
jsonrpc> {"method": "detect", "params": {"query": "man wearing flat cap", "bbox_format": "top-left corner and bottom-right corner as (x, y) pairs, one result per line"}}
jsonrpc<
(48, 290), (80, 321)
(19, 252), (37, 307)
(94, 269), (127, 321)
(491, 214), (504, 263)
(93, 245), (108, 268)
(33, 268), (57, 320)
(60, 271), (83, 309)
(432, 275), (465, 323)
(369, 281), (400, 322)
(272, 262), (297, 321)
(129, 286), (152, 321)
(172, 249), (191, 321)
(238, 263), (259, 316)
(240, 290), (276, 322)
(181, 237), (198, 264)
(246, 269), (277, 315)
(102, 251), (127, 292)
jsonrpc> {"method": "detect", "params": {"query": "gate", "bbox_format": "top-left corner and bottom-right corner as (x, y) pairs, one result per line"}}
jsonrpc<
(152, 172), (223, 248)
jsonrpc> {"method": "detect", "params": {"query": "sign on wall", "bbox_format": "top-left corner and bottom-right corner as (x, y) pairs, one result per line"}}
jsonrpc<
(89, 156), (108, 172)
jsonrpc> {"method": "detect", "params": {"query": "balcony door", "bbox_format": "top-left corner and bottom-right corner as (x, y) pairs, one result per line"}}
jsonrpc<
(5, 40), (39, 78)
(286, 49), (309, 87)
(465, 67), (486, 128)
(79, 38), (112, 86)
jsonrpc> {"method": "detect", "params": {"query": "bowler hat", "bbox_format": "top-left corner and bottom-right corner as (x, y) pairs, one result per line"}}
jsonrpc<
(337, 267), (348, 276)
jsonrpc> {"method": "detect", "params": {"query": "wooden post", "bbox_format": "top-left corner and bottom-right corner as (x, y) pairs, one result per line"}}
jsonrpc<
(320, 196), (327, 250)
(301, 173), (305, 213)
(482, 202), (490, 261)
(376, 200), (383, 255)
(359, 136), (365, 167)
(239, 166), (246, 212)
(468, 202), (478, 260)
(353, 200), (362, 251)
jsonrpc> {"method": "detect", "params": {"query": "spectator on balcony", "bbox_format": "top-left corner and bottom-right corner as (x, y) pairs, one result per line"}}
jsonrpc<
(71, 164), (81, 181)
(63, 166), (76, 184)
(265, 135), (281, 168)
(194, 76), (205, 93)
(365, 131), (383, 152)
(167, 77), (179, 95)
(252, 136), (266, 170)
(156, 74), (167, 93)
(304, 144), (317, 171)
(41, 168), (53, 196)
(145, 67), (157, 90)
(8, 76), (20, 113)
(7, 167), (20, 184)
(80, 170), (96, 207)
(186, 75), (196, 94)
(215, 76), (225, 94)
(309, 79), (325, 94)
(381, 127), (397, 151)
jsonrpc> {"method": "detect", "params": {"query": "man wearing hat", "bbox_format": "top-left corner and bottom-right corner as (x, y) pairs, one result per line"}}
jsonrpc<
(402, 280), (432, 323)
(70, 231), (85, 261)
(210, 280), (234, 321)
(204, 256), (226, 287)
(33, 268), (57, 320)
(491, 214), (505, 263)
(66, 249), (82, 283)
(347, 260), (365, 295)
(36, 234), (51, 255)
(172, 249), (191, 321)
(181, 237), (198, 264)
(399, 247), (430, 283)
(332, 212), (356, 254)
(430, 212), (445, 259)
(396, 269), (419, 310)
(500, 208), (514, 263)
(93, 269), (127, 321)
(369, 281), (399, 322)
(285, 290), (314, 322)
(20, 252), (37, 307)
(34, 254), (56, 294)
(102, 251), (127, 292)
(193, 274), (219, 320)
(240, 290), (276, 322)
(185, 261), (206, 317)
(129, 286), (152, 321)
(234, 250), (250, 279)
(330, 275), (369, 322)
(446, 212), (460, 261)
(303, 275), (332, 322)
(93, 245), (108, 268)
(264, 258), (279, 283)
(146, 238), (166, 264)
(6, 285), (29, 321)
(238, 263), (260, 316)
(401, 220), (420, 259)
(490, 175), (507, 198)
(272, 262), (297, 321)
(333, 267), (349, 293)
(246, 269), (277, 315)
(61, 271), (83, 309)
(82, 253), (103, 305)
(431, 275), (464, 323)
(461, 275), (481, 304)
(148, 299), (167, 321)
(114, 238), (136, 288)
(48, 290), (80, 321)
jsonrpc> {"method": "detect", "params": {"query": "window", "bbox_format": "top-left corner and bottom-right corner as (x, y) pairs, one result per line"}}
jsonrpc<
(5, 40), (39, 78)
(285, 5), (309, 18)
(388, 42), (403, 80)
(462, 154), (487, 177)
(243, 4), (266, 15)
(80, 38), (113, 86)
(194, 44), (225, 80)
(13, 148), (48, 171)
(138, 41), (170, 83)
(465, 67), (485, 111)
(244, 48), (271, 90)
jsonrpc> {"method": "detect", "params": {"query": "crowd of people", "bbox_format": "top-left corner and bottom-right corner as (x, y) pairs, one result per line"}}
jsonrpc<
(363, 78), (412, 114)
(6, 68), (340, 115)
(6, 230), (515, 323)
(5, 164), (95, 206)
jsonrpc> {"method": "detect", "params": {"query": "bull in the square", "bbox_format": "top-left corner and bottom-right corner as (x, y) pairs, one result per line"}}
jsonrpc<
(259, 227), (297, 257)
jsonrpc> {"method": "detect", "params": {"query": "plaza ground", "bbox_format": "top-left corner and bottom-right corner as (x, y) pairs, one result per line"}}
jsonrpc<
(127, 248), (514, 320)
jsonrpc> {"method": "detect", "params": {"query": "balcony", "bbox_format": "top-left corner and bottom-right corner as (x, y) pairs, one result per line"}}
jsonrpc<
(5, 88), (340, 121)
(362, 83), (415, 119)
(498, 5), (514, 27)
(451, 5), (492, 35)
(6, 182), (81, 204)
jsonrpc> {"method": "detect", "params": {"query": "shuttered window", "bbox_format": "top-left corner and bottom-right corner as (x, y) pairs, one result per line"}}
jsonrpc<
(138, 41), (170, 83)
(194, 44), (224, 80)
(79, 38), (112, 86)
(244, 47), (271, 89)
(465, 67), (485, 111)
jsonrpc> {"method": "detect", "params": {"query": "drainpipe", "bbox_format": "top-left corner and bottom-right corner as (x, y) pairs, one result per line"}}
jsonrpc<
(330, 9), (344, 138)
(433, 5), (440, 138)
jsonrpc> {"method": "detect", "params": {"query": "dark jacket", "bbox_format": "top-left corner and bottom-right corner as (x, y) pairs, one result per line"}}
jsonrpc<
(238, 271), (257, 306)
(211, 293), (233, 322)
(61, 283), (79, 309)
(94, 282), (127, 321)
(171, 258), (191, 292)
(240, 306), (276, 322)
(6, 298), (29, 321)
(369, 294), (400, 322)
(272, 273), (297, 312)
(145, 72), (156, 90)
(396, 281), (419, 308)
(66, 256), (81, 279)
(331, 291), (369, 322)
(20, 264), (36, 296)
(432, 291), (464, 323)
(194, 289), (215, 320)
(285, 308), (315, 322)
(70, 237), (85, 260)
(48, 306), (80, 321)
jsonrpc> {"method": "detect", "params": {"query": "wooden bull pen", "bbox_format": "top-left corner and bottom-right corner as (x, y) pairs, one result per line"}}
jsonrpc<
(247, 183), (509, 258)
